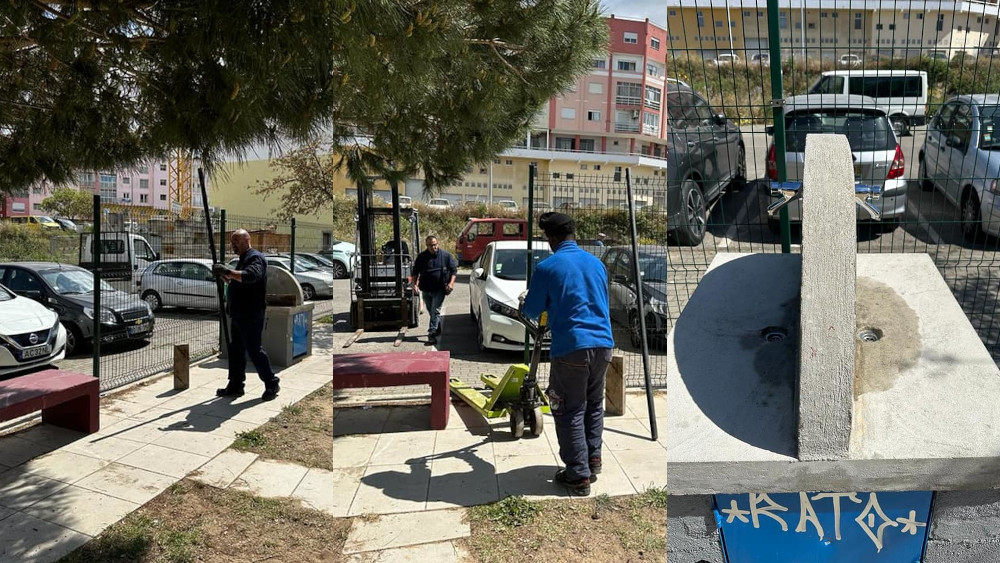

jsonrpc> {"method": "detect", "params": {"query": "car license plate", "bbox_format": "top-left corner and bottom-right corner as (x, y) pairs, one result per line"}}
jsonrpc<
(127, 322), (151, 336)
(20, 345), (51, 360)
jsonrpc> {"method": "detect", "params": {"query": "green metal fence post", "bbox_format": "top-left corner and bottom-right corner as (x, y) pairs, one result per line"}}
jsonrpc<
(290, 217), (296, 273)
(92, 194), (101, 382)
(766, 0), (792, 253)
(523, 164), (536, 365)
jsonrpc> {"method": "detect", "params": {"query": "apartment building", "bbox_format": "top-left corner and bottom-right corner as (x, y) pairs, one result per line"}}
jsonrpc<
(667, 0), (1000, 61)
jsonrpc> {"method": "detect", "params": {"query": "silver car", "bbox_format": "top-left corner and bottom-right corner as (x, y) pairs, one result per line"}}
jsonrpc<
(228, 255), (335, 300)
(138, 259), (219, 311)
(765, 94), (907, 228)
(919, 95), (1000, 241)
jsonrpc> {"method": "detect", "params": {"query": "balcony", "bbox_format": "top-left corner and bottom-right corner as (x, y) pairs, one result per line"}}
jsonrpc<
(614, 122), (641, 133)
(643, 124), (661, 136)
(645, 98), (661, 111)
(615, 95), (642, 106)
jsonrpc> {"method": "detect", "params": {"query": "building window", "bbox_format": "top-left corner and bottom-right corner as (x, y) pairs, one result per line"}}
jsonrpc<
(917, 13), (923, 19)
(808, 22), (815, 29)
(593, 164), (601, 171)
(587, 110), (601, 121)
(99, 173), (116, 202)
(159, 179), (167, 186)
(78, 172), (94, 185)
(780, 13), (788, 28)
(743, 10), (751, 17)
(876, 23), (883, 30)
(552, 173), (561, 179)
(978, 17), (983, 23)
(617, 60), (637, 71)
(938, 14), (944, 31)
(715, 21), (723, 28)
(615, 82), (642, 105)
(650, 37), (660, 50)
(821, 12), (828, 17)
(566, 174), (575, 180)
(832, 12), (838, 18)
(644, 85), (662, 110)
(505, 159), (513, 165)
(555, 137), (574, 150)
(623, 32), (638, 44)
(642, 112), (660, 135)
(855, 13), (863, 30)
(669, 10), (676, 16)
(889, 24), (895, 30)
(32, 186), (42, 195)
(697, 11), (705, 27)
(560, 108), (576, 119)
(33, 203), (42, 211)
(139, 179), (149, 190)
(647, 63), (662, 77)
(795, 22), (802, 29)
(588, 82), (603, 94)
(579, 139), (596, 152)
(160, 194), (167, 201)
(159, 163), (167, 171)
(957, 25), (963, 32)
(139, 194), (148, 203)
(592, 59), (606, 69)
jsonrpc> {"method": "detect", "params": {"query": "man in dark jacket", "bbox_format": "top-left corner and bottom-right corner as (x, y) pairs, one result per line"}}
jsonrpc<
(213, 229), (280, 401)
(410, 235), (457, 344)
(522, 212), (614, 496)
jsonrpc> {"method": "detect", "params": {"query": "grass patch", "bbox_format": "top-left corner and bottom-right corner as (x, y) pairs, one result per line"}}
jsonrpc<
(316, 314), (335, 324)
(60, 479), (351, 563)
(234, 383), (336, 469)
(472, 496), (542, 529)
(233, 429), (267, 449)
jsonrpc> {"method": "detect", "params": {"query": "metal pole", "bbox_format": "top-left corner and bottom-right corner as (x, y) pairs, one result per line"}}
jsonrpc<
(290, 217), (296, 273)
(489, 161), (494, 205)
(92, 194), (101, 383)
(390, 181), (403, 298)
(624, 169), (657, 441)
(767, 0), (792, 253)
(219, 209), (226, 352)
(198, 168), (230, 354)
(801, 5), (806, 61)
(727, 3), (735, 54)
(523, 164), (536, 365)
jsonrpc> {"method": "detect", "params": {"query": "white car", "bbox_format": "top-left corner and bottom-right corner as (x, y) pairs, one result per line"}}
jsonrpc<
(228, 255), (336, 300)
(469, 241), (551, 351)
(426, 198), (452, 210)
(318, 240), (357, 279)
(0, 283), (67, 376)
(496, 200), (519, 211)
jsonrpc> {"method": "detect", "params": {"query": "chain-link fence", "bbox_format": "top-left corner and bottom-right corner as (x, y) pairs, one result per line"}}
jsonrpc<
(665, 0), (1000, 364)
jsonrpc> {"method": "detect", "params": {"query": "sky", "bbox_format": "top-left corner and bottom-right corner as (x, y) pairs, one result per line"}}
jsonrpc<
(599, 0), (667, 28)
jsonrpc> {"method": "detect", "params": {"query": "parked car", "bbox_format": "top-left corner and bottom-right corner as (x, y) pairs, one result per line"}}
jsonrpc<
(713, 53), (741, 65)
(317, 239), (357, 279)
(426, 198), (452, 210)
(0, 262), (154, 356)
(765, 94), (907, 230)
(750, 53), (770, 66)
(0, 282), (67, 376)
(469, 241), (552, 351)
(496, 200), (519, 211)
(600, 246), (671, 349)
(4, 215), (62, 231)
(53, 217), (79, 232)
(227, 255), (335, 300)
(838, 54), (862, 67)
(137, 259), (219, 312)
(80, 232), (159, 278)
(456, 218), (528, 265)
(666, 82), (746, 245)
(807, 70), (928, 134)
(925, 51), (950, 62)
(918, 95), (1000, 241)
(287, 252), (344, 277)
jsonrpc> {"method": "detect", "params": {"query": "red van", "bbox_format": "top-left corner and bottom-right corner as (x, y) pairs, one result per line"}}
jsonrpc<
(455, 218), (527, 264)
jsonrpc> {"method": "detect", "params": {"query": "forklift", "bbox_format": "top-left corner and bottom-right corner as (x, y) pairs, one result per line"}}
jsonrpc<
(345, 181), (421, 347)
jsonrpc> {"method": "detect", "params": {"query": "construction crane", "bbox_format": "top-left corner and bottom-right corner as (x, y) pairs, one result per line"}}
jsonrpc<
(168, 149), (193, 217)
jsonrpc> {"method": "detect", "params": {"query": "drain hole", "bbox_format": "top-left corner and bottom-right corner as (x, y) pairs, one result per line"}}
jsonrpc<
(858, 328), (883, 342)
(761, 327), (788, 343)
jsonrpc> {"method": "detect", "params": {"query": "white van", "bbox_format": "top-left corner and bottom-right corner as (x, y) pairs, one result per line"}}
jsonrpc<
(807, 70), (928, 134)
(81, 232), (159, 277)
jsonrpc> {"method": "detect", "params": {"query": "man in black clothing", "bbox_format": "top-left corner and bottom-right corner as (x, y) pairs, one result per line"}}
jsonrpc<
(213, 229), (281, 401)
(409, 235), (457, 344)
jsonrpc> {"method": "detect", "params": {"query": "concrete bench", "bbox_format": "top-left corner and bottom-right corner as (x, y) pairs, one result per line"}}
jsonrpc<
(0, 369), (100, 434)
(332, 352), (450, 430)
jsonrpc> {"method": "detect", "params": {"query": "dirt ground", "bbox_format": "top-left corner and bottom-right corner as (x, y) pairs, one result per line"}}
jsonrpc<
(232, 383), (336, 470)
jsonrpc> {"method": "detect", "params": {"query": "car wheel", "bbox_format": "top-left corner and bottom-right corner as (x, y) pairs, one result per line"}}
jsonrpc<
(63, 323), (87, 357)
(142, 290), (162, 312)
(675, 179), (707, 246)
(730, 145), (747, 192)
(330, 261), (348, 279)
(476, 317), (488, 352)
(918, 156), (935, 192)
(301, 284), (315, 301)
(890, 115), (909, 137)
(962, 189), (983, 243)
(628, 311), (642, 349)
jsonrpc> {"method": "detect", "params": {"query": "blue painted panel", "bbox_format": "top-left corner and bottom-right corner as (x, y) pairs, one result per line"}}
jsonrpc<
(714, 491), (933, 563)
(292, 311), (309, 358)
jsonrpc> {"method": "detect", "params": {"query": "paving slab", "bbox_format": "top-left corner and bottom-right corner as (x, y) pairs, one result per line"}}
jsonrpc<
(292, 467), (362, 517)
(0, 506), (13, 521)
(334, 408), (391, 436)
(427, 457), (500, 510)
(351, 463), (431, 516)
(347, 540), (473, 563)
(116, 443), (211, 478)
(588, 454), (638, 497)
(370, 431), (438, 466)
(612, 448), (667, 492)
(151, 429), (235, 457)
(23, 485), (140, 536)
(343, 508), (469, 554)
(494, 453), (566, 500)
(332, 434), (379, 468)
(0, 435), (55, 467)
(602, 418), (663, 451)
(14, 424), (86, 450)
(189, 450), (259, 489)
(75, 462), (176, 505)
(490, 433), (554, 458)
(61, 434), (147, 463)
(0, 511), (91, 563)
(231, 458), (309, 498)
(22, 450), (111, 485)
(0, 471), (71, 510)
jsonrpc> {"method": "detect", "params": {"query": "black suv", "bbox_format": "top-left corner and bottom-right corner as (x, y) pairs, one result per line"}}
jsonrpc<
(666, 83), (746, 245)
(0, 262), (155, 356)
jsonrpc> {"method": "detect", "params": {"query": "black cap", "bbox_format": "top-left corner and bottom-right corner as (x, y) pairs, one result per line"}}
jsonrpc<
(538, 212), (575, 236)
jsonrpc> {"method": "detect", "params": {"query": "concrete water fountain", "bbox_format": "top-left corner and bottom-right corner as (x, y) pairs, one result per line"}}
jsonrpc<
(666, 135), (1000, 562)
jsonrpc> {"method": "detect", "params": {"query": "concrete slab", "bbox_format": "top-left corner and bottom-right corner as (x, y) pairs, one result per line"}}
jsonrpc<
(613, 449), (667, 491)
(0, 505), (13, 521)
(587, 454), (638, 497)
(494, 453), (565, 500)
(427, 456), (500, 510)
(151, 429), (235, 458)
(0, 511), (91, 563)
(116, 443), (211, 479)
(189, 450), (259, 489)
(23, 484), (139, 536)
(370, 431), (438, 466)
(14, 424), (86, 450)
(292, 466), (362, 517)
(348, 540), (472, 563)
(343, 509), (469, 554)
(602, 418), (663, 451)
(0, 471), (71, 510)
(332, 434), (379, 468)
(351, 463), (431, 516)
(334, 408), (391, 436)
(22, 450), (110, 485)
(431, 428), (493, 458)
(99, 398), (156, 420)
(61, 434), (147, 463)
(231, 459), (309, 498)
(490, 433), (554, 459)
(0, 436), (55, 467)
(383, 407), (435, 433)
(76, 462), (176, 505)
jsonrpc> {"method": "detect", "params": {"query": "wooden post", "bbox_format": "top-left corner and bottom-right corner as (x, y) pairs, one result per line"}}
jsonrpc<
(605, 355), (625, 416)
(174, 344), (190, 390)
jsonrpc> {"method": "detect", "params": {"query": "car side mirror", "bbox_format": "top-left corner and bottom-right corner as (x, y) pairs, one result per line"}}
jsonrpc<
(473, 267), (486, 280)
(466, 232), (476, 242)
(23, 290), (42, 300)
(715, 114), (728, 125)
(765, 125), (775, 136)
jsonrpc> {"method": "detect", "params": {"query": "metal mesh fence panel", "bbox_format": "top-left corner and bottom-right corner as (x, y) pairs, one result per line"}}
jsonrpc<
(664, 0), (1000, 364)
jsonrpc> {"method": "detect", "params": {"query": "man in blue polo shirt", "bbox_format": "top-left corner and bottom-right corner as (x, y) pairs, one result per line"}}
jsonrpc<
(522, 212), (614, 496)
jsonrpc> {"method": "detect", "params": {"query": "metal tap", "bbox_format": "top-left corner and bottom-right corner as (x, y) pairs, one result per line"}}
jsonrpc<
(766, 181), (883, 221)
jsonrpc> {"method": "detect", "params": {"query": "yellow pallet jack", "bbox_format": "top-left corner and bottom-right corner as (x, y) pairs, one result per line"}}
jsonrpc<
(450, 307), (550, 438)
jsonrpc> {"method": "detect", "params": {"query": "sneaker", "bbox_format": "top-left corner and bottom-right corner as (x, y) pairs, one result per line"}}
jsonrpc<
(554, 469), (591, 496)
(589, 456), (602, 475)
(261, 383), (280, 402)
(216, 386), (245, 398)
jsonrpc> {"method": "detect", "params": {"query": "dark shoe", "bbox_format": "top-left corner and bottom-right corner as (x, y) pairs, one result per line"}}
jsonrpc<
(589, 456), (602, 475)
(261, 383), (280, 402)
(428, 335), (438, 345)
(216, 386), (245, 398)
(554, 469), (591, 496)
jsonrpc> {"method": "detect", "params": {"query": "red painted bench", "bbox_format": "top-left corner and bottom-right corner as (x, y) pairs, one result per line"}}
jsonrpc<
(332, 352), (450, 430)
(0, 369), (100, 434)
